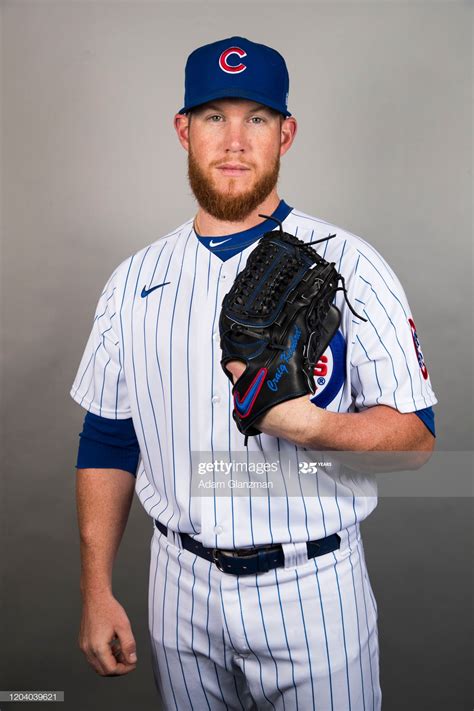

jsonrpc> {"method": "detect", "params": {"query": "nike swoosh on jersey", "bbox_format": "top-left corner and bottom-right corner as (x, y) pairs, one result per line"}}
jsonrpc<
(141, 282), (170, 298)
(234, 368), (268, 417)
(209, 238), (232, 247)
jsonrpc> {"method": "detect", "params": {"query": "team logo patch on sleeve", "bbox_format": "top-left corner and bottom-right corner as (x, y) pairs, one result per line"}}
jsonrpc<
(408, 317), (428, 379)
(310, 331), (346, 408)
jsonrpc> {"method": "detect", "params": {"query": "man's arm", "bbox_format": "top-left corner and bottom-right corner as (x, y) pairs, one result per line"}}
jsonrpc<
(76, 468), (138, 676)
(226, 361), (435, 467)
(258, 397), (434, 453)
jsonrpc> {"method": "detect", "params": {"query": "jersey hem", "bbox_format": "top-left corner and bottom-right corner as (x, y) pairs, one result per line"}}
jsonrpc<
(361, 395), (438, 414)
(69, 387), (132, 419)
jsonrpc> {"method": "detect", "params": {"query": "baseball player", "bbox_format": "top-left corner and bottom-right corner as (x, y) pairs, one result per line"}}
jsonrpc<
(71, 37), (437, 710)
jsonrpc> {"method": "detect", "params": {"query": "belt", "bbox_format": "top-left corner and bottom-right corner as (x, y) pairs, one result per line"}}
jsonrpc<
(155, 519), (341, 576)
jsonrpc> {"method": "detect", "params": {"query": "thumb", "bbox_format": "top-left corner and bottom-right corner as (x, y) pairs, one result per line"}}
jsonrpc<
(225, 360), (247, 384)
(117, 630), (137, 664)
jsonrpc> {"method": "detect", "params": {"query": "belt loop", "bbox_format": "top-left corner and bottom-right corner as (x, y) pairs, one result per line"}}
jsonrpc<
(167, 527), (182, 549)
(257, 549), (270, 574)
(282, 541), (308, 569)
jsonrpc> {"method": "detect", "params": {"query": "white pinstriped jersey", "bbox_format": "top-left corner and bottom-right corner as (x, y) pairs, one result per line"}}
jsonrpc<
(70, 206), (437, 548)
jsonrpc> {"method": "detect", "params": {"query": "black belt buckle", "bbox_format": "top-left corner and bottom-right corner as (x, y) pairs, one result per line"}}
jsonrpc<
(212, 548), (225, 572)
(211, 545), (279, 575)
(211, 547), (260, 573)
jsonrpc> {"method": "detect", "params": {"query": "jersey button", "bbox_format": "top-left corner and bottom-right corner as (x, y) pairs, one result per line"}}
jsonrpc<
(212, 395), (220, 404)
(214, 525), (223, 535)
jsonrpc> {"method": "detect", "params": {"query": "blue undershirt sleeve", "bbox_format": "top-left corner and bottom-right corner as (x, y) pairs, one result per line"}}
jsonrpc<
(414, 406), (436, 437)
(76, 411), (140, 476)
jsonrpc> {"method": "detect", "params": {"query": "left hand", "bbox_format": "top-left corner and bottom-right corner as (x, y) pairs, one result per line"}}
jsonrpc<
(225, 360), (246, 383)
(225, 360), (318, 438)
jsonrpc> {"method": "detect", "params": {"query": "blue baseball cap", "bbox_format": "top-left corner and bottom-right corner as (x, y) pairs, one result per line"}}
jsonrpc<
(178, 36), (291, 117)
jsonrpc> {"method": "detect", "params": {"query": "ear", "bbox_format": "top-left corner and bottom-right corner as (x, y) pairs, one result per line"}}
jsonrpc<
(279, 116), (297, 158)
(174, 113), (190, 152)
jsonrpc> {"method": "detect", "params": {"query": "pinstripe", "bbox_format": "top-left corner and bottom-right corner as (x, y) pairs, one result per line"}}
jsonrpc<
(140, 242), (168, 504)
(337, 240), (347, 270)
(293, 446), (310, 541)
(236, 577), (277, 710)
(77, 340), (102, 408)
(207, 250), (212, 294)
(346, 512), (368, 710)
(254, 575), (287, 710)
(116, 255), (135, 416)
(228, 251), (245, 549)
(204, 565), (220, 695)
(185, 240), (202, 534)
(294, 569), (316, 708)
(175, 549), (197, 709)
(81, 318), (116, 409)
(352, 365), (366, 407)
(218, 591), (254, 710)
(232, 678), (247, 711)
(314, 454), (328, 537)
(130, 246), (169, 505)
(362, 307), (400, 408)
(356, 545), (377, 710)
(72, 350), (95, 397)
(210, 260), (224, 546)
(168, 229), (194, 530)
(355, 335), (383, 403)
(98, 356), (111, 416)
(276, 439), (291, 539)
(255, 441), (275, 544)
(333, 475), (343, 532)
(273, 568), (299, 708)
(153, 238), (182, 522)
(154, 536), (179, 710)
(246, 445), (256, 547)
(313, 556), (335, 710)
(359, 540), (378, 623)
(149, 533), (161, 695)
(189, 556), (213, 711)
(330, 553), (353, 711)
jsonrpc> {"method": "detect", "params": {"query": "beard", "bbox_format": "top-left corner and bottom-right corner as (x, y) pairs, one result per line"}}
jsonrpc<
(187, 148), (280, 223)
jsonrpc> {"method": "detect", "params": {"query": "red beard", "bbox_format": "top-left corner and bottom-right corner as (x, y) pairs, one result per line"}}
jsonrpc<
(187, 148), (280, 223)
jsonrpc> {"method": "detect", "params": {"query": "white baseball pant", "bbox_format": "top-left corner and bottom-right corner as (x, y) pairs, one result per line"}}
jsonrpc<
(148, 523), (381, 710)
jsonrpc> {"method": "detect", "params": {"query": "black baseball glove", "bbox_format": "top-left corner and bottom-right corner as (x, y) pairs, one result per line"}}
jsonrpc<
(219, 215), (364, 440)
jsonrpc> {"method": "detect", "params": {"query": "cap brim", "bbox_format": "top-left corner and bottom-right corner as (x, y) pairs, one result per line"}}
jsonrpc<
(178, 87), (291, 117)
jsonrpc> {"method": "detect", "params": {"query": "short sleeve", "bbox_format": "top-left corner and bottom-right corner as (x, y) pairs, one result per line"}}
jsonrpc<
(350, 250), (437, 414)
(70, 270), (131, 419)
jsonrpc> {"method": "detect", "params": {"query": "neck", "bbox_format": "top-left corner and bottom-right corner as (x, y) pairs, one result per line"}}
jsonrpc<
(194, 191), (281, 237)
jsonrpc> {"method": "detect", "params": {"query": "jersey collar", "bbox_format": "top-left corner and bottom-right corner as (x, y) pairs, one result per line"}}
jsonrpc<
(194, 200), (293, 262)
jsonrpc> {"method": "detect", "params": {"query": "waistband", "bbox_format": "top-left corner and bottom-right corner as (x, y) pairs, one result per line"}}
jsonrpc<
(154, 519), (341, 576)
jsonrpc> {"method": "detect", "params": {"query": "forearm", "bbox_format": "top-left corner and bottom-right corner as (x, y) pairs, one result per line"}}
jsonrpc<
(259, 397), (435, 452)
(76, 468), (135, 600)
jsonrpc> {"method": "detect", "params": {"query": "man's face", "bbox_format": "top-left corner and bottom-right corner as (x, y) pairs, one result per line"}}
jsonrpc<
(184, 99), (286, 222)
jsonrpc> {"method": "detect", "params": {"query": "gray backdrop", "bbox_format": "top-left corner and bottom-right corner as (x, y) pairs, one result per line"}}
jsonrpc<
(1, 1), (472, 710)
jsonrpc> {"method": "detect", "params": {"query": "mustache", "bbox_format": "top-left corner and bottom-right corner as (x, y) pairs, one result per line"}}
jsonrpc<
(212, 160), (254, 169)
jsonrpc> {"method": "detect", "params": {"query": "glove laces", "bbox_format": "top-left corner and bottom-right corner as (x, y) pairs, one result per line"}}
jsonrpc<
(259, 214), (367, 322)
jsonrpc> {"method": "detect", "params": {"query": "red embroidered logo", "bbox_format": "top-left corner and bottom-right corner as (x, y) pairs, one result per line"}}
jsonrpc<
(219, 47), (247, 74)
(408, 317), (428, 380)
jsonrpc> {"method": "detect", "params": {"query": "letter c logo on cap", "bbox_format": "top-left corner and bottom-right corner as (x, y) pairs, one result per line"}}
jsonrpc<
(219, 46), (247, 74)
